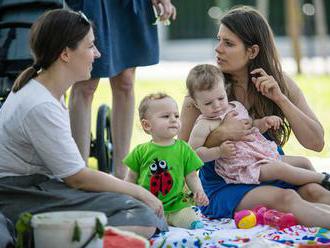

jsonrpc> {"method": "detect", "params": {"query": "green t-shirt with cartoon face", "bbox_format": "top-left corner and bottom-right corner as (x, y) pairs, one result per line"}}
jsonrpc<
(123, 139), (203, 213)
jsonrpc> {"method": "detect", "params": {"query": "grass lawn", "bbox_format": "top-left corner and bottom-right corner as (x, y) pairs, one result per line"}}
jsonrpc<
(89, 74), (330, 166)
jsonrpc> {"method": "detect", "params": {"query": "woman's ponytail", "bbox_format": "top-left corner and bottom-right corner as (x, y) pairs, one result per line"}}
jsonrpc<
(11, 65), (39, 92)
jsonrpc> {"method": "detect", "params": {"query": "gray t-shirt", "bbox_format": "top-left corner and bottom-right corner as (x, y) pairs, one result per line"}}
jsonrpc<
(0, 79), (85, 178)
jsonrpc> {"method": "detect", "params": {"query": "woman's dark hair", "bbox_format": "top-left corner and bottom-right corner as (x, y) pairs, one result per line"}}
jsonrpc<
(12, 9), (91, 92)
(221, 6), (291, 146)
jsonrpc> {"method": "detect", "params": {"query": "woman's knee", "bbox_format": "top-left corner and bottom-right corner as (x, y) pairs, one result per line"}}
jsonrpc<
(139, 226), (157, 239)
(298, 183), (325, 202)
(71, 79), (99, 100)
(300, 157), (314, 170)
(269, 189), (301, 211)
(110, 68), (136, 92)
(292, 156), (314, 170)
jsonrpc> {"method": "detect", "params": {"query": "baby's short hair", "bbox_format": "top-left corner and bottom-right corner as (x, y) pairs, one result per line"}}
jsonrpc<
(138, 92), (171, 120)
(186, 64), (224, 99)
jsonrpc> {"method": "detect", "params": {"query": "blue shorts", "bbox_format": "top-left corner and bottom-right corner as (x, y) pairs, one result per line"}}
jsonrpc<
(199, 161), (298, 219)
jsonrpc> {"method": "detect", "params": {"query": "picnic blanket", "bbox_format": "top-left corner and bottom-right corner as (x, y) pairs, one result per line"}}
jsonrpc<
(150, 208), (330, 247)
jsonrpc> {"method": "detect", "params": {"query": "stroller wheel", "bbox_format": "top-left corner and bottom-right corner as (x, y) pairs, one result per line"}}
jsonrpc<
(96, 104), (113, 174)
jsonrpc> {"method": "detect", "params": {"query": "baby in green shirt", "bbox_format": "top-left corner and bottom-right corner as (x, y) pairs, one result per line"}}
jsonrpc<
(124, 93), (209, 229)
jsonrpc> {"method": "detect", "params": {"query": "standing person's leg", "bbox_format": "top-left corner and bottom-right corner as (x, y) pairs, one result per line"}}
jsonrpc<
(110, 68), (136, 179)
(69, 79), (99, 164)
(236, 186), (330, 228)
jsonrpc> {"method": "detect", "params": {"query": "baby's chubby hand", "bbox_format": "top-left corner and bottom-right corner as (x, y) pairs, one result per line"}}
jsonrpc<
(263, 116), (283, 130)
(193, 191), (209, 206)
(218, 140), (236, 158)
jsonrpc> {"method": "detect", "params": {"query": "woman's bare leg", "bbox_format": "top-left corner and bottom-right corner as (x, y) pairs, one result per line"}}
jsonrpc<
(69, 79), (100, 164)
(110, 68), (135, 179)
(236, 186), (330, 228)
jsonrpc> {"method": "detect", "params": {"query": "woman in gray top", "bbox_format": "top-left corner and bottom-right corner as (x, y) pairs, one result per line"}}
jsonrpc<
(0, 9), (167, 241)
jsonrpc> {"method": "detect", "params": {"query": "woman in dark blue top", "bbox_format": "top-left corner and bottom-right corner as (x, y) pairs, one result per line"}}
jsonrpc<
(179, 6), (330, 228)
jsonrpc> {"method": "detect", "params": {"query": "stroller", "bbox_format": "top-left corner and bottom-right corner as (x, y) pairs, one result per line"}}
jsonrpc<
(0, 0), (113, 173)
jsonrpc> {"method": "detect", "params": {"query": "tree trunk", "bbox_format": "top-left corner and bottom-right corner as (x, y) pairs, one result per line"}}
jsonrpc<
(313, 0), (328, 58)
(286, 0), (302, 74)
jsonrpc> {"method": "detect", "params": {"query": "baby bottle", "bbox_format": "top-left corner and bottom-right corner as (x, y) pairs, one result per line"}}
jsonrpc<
(253, 205), (297, 229)
(262, 209), (297, 229)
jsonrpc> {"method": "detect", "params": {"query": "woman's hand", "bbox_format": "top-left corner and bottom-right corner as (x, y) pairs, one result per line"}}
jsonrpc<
(205, 111), (254, 147)
(140, 190), (164, 218)
(152, 0), (176, 22)
(250, 68), (285, 103)
(222, 111), (255, 141)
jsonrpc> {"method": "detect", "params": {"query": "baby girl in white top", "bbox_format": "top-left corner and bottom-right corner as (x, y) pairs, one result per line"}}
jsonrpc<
(187, 64), (330, 189)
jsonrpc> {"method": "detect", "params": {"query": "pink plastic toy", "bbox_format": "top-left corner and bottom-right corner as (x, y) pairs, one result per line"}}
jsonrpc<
(252, 205), (268, 225)
(235, 205), (298, 229)
(262, 209), (297, 229)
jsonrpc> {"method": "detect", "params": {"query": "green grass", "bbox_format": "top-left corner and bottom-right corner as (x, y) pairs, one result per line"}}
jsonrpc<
(90, 75), (330, 165)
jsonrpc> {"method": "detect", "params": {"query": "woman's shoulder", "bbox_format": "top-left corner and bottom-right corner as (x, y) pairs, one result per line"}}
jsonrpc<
(0, 80), (63, 126)
(17, 80), (61, 106)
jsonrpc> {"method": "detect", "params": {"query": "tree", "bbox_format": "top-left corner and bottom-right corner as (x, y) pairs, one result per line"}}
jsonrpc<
(286, 0), (302, 74)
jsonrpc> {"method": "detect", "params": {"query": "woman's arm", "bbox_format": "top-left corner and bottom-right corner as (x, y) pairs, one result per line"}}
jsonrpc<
(63, 167), (164, 217)
(251, 68), (324, 151)
(278, 75), (324, 151)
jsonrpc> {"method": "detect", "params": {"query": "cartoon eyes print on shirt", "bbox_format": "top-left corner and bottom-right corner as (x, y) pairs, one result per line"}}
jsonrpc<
(149, 158), (173, 197)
